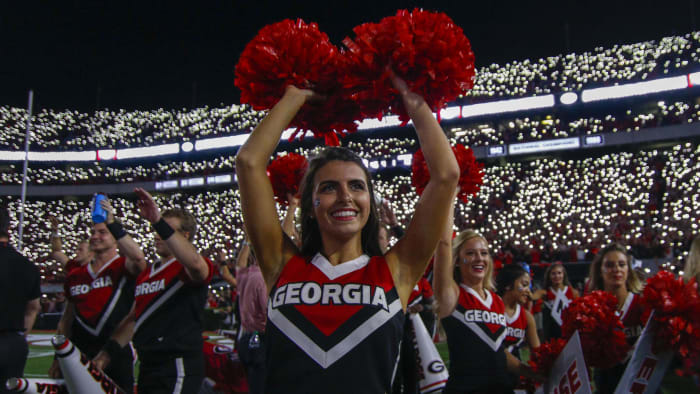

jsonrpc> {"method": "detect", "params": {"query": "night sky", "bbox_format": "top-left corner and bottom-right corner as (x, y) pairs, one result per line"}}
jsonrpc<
(1, 0), (697, 111)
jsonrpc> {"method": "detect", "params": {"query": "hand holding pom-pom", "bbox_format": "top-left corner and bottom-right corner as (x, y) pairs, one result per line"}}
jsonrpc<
(642, 271), (700, 361)
(234, 19), (360, 146)
(529, 338), (567, 376)
(412, 144), (483, 202)
(267, 153), (309, 206)
(343, 9), (475, 123)
(561, 290), (630, 369)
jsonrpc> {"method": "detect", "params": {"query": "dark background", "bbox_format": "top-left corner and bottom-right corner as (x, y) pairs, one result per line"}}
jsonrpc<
(1, 0), (697, 111)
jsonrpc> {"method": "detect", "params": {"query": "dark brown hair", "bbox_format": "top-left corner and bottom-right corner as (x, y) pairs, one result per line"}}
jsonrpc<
(588, 243), (642, 293)
(299, 147), (382, 258)
(543, 263), (572, 290)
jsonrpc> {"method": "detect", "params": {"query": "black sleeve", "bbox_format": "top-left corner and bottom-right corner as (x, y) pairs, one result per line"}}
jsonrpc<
(25, 259), (41, 301)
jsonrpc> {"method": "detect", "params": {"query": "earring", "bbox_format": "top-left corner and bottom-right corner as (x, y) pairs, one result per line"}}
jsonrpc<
(313, 198), (320, 207)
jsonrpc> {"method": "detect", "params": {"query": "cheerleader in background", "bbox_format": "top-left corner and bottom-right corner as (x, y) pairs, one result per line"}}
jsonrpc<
(433, 197), (539, 394)
(531, 262), (579, 341)
(496, 264), (540, 391)
(587, 243), (645, 394)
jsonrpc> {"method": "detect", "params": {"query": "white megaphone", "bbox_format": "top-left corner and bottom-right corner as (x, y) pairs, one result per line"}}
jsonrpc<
(5, 377), (66, 393)
(52, 335), (125, 394)
(409, 313), (449, 394)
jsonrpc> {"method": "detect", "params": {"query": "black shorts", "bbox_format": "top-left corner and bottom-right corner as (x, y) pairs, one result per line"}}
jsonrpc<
(137, 353), (204, 394)
(0, 332), (28, 394)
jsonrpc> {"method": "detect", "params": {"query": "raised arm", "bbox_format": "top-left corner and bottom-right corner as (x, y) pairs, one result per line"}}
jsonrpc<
(387, 73), (460, 308)
(282, 193), (301, 246)
(134, 188), (210, 282)
(235, 86), (316, 289)
(236, 241), (251, 270)
(101, 198), (146, 276)
(432, 194), (460, 318)
(217, 250), (237, 287)
(48, 216), (69, 265)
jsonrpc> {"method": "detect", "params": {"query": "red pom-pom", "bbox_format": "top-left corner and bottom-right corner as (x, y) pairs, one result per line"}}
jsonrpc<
(267, 153), (309, 205)
(411, 144), (484, 202)
(641, 271), (700, 361)
(529, 338), (567, 376)
(234, 19), (360, 146)
(343, 9), (476, 123)
(561, 290), (630, 369)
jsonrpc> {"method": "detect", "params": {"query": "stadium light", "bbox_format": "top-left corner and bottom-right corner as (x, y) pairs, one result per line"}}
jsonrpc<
(688, 72), (700, 86)
(461, 95), (555, 118)
(116, 144), (179, 160)
(29, 151), (96, 161)
(97, 149), (116, 161)
(581, 75), (687, 102)
(181, 141), (194, 152)
(0, 151), (26, 161)
(195, 135), (248, 151)
(560, 92), (578, 105)
(439, 106), (461, 120)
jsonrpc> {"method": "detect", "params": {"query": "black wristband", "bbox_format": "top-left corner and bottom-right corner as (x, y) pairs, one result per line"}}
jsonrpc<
(152, 217), (175, 240)
(391, 225), (405, 239)
(102, 339), (123, 360)
(106, 221), (127, 240)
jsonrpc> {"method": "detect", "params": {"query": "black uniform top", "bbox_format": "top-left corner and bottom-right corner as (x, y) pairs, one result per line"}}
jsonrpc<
(266, 253), (405, 394)
(442, 284), (509, 393)
(63, 255), (136, 355)
(0, 242), (41, 332)
(132, 256), (214, 358)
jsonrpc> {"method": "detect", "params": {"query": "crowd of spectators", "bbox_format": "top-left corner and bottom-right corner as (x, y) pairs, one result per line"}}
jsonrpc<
(1, 98), (698, 186)
(0, 32), (697, 152)
(3, 142), (698, 285)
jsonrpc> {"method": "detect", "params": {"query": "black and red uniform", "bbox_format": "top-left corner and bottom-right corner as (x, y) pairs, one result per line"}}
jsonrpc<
(63, 255), (136, 392)
(265, 253), (404, 394)
(503, 303), (528, 355)
(64, 259), (81, 275)
(542, 286), (575, 340)
(442, 284), (509, 393)
(594, 292), (648, 394)
(503, 303), (530, 391)
(131, 256), (214, 394)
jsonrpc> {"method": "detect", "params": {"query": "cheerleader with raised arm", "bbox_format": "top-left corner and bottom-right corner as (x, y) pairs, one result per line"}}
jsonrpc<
(234, 72), (459, 393)
(433, 200), (540, 394)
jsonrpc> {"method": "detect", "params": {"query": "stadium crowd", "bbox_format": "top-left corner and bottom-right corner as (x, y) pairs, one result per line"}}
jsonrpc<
(3, 141), (697, 286)
(1, 98), (698, 186)
(0, 32), (697, 153)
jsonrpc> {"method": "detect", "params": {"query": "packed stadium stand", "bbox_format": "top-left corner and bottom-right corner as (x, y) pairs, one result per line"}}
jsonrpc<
(1, 31), (699, 289)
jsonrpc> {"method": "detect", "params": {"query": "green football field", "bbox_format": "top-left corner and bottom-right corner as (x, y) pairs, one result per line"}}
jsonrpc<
(23, 331), (696, 393)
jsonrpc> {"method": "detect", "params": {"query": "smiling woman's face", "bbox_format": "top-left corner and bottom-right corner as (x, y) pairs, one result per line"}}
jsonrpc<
(601, 251), (629, 290)
(458, 237), (490, 284)
(312, 160), (371, 243)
